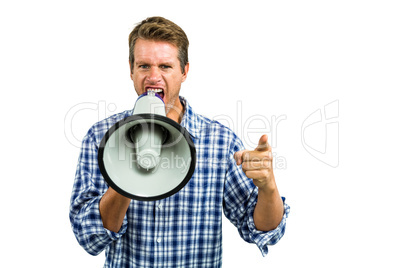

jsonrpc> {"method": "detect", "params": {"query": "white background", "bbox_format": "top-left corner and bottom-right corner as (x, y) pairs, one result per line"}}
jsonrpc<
(1, 0), (401, 267)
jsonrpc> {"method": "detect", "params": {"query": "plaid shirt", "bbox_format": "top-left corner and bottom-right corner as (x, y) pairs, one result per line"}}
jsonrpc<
(70, 96), (290, 268)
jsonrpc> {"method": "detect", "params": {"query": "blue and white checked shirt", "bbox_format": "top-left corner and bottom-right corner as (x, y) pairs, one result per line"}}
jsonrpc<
(70, 96), (290, 268)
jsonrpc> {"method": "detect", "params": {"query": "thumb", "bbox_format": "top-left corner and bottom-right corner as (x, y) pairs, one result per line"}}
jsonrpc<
(256, 134), (270, 151)
(233, 150), (245, 165)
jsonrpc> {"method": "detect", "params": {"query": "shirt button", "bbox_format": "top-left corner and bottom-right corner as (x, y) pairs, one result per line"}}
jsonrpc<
(156, 238), (162, 243)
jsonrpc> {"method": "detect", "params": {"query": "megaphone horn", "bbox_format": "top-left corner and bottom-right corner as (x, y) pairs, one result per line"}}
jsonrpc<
(98, 92), (196, 201)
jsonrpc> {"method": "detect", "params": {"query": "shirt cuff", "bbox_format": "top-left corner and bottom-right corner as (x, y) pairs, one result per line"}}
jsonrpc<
(247, 197), (290, 257)
(81, 196), (128, 241)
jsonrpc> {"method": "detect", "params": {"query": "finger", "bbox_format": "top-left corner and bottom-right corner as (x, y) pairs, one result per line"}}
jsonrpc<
(242, 159), (271, 171)
(233, 150), (246, 165)
(242, 150), (272, 162)
(255, 134), (271, 152)
(244, 169), (270, 180)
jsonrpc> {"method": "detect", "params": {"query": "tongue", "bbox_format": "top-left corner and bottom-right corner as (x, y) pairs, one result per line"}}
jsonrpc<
(154, 92), (164, 101)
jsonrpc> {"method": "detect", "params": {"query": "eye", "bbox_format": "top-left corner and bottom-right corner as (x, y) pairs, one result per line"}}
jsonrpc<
(138, 65), (150, 69)
(160, 65), (172, 69)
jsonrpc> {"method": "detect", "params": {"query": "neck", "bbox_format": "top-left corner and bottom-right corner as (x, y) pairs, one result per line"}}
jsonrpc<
(166, 97), (184, 124)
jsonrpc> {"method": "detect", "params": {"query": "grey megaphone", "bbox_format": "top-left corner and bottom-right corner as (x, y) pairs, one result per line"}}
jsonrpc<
(98, 91), (196, 201)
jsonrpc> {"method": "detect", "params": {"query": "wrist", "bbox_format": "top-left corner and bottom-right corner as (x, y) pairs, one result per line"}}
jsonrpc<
(259, 173), (276, 193)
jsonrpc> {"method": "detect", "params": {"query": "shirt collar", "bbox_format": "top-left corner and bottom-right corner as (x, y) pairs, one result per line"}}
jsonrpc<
(179, 96), (200, 139)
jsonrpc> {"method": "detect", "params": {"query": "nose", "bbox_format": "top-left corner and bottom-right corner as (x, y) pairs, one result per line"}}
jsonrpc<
(146, 67), (162, 84)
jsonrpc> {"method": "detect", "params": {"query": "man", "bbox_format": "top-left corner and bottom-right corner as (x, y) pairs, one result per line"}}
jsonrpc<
(70, 16), (290, 268)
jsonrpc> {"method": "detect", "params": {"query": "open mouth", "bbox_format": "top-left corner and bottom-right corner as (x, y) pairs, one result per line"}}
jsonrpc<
(146, 88), (165, 100)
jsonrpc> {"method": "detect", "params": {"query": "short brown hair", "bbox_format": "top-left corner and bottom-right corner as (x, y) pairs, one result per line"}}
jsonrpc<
(128, 16), (189, 73)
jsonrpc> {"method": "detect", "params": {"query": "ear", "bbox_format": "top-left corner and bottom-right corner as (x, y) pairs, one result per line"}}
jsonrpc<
(181, 62), (189, 82)
(129, 60), (134, 81)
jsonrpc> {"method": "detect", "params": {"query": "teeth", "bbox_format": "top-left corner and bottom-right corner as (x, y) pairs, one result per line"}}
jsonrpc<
(147, 88), (163, 93)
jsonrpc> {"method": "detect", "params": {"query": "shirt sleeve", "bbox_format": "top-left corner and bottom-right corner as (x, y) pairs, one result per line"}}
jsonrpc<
(223, 135), (290, 257)
(69, 128), (128, 256)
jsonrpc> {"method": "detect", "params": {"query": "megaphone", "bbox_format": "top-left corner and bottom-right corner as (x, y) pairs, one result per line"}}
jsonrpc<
(98, 91), (196, 201)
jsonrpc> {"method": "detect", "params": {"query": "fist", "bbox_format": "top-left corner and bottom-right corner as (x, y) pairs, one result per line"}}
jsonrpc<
(233, 135), (275, 189)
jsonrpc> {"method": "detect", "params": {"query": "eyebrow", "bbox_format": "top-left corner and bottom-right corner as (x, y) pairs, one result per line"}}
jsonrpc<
(135, 60), (175, 66)
(135, 61), (149, 66)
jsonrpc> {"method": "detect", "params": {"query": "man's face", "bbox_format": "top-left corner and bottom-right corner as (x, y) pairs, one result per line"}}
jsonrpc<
(130, 39), (189, 120)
